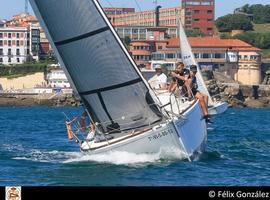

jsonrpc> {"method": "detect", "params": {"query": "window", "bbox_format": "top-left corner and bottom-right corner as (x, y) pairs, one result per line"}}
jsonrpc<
(8, 40), (11, 46)
(0, 40), (2, 46)
(0, 33), (2, 38)
(16, 49), (20, 56)
(8, 57), (11, 63)
(193, 10), (200, 14)
(12, 33), (15, 37)
(250, 55), (258, 60)
(8, 49), (11, 55)
(0, 49), (3, 55)
(8, 33), (11, 38)
(194, 19), (200, 22)
(207, 19), (212, 22)
(17, 33), (20, 38)
(16, 40), (20, 46)
(158, 46), (162, 50)
(194, 53), (200, 58)
(0, 58), (2, 63)
(17, 58), (20, 63)
(214, 53), (225, 59)
(207, 10), (213, 14)
(202, 53), (211, 59)
(207, 28), (213, 31)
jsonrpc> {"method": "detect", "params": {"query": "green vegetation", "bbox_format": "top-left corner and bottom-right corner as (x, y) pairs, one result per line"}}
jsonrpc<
(252, 23), (270, 33)
(186, 29), (205, 37)
(0, 60), (56, 78)
(122, 36), (131, 49)
(215, 5), (270, 59)
(238, 4), (270, 24)
(215, 14), (253, 32)
(234, 32), (270, 49)
(262, 49), (270, 58)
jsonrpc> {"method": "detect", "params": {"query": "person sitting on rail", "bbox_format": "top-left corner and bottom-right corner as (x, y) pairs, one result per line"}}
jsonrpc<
(186, 65), (211, 123)
(169, 62), (191, 97)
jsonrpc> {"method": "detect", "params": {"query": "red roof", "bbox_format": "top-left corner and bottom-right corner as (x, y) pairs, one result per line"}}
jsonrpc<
(167, 37), (261, 51)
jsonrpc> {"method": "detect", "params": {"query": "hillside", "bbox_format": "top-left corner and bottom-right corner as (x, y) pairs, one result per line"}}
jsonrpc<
(252, 23), (270, 33)
(215, 23), (270, 58)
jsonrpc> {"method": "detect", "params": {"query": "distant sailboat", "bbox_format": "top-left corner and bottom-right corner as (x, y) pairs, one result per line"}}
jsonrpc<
(30, 0), (207, 160)
(178, 20), (228, 115)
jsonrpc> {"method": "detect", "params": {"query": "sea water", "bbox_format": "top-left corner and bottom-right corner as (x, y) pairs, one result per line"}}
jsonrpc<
(0, 107), (269, 186)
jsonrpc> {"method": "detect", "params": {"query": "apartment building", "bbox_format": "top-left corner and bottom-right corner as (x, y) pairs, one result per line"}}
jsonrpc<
(0, 27), (29, 65)
(182, 0), (215, 35)
(104, 1), (215, 36)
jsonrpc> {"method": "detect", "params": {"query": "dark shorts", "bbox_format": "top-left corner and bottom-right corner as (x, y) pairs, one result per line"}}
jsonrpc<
(192, 88), (199, 96)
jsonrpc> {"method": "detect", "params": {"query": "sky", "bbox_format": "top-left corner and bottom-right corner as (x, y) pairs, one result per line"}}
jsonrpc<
(0, 0), (269, 20)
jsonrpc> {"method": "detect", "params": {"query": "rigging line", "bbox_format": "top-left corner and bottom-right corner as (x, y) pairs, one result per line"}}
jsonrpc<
(104, 0), (114, 8)
(134, 0), (142, 12)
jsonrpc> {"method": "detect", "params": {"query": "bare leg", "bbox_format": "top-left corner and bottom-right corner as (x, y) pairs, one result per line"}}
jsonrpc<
(202, 93), (208, 106)
(195, 92), (208, 116)
(185, 79), (192, 98)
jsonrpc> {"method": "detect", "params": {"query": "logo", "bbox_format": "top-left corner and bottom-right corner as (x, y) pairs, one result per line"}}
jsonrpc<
(5, 186), (21, 200)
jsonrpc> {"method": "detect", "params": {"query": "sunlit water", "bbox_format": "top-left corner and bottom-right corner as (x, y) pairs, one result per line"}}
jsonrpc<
(0, 107), (269, 186)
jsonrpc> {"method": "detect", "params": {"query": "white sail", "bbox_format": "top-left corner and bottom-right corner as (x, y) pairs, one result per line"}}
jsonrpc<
(29, 0), (163, 132)
(178, 20), (214, 106)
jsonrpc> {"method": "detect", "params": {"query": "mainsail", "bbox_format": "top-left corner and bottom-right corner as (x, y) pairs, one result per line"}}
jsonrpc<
(178, 20), (214, 106)
(30, 0), (162, 132)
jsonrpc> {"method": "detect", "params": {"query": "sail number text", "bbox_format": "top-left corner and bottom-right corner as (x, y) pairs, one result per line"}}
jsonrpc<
(148, 129), (173, 141)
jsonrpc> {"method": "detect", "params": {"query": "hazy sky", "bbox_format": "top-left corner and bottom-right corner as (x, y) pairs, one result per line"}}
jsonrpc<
(1, 0), (269, 20)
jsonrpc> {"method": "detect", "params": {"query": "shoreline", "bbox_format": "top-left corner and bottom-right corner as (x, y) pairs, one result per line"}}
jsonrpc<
(0, 95), (269, 108)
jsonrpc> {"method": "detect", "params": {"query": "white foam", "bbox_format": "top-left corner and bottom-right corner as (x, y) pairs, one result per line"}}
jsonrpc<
(64, 147), (186, 165)
(12, 147), (187, 166)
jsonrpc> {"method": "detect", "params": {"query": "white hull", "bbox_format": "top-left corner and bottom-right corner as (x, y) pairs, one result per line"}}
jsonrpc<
(80, 100), (207, 160)
(208, 102), (228, 115)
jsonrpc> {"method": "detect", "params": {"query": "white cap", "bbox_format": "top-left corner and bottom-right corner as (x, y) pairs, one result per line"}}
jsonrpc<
(155, 65), (162, 69)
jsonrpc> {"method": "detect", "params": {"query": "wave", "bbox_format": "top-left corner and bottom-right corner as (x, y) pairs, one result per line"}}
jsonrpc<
(12, 147), (187, 166)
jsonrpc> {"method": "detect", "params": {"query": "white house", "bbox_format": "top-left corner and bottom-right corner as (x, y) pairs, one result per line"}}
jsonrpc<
(0, 27), (29, 65)
(47, 66), (71, 88)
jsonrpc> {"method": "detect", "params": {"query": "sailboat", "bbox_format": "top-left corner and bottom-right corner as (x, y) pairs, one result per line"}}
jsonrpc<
(178, 20), (228, 115)
(29, 0), (207, 160)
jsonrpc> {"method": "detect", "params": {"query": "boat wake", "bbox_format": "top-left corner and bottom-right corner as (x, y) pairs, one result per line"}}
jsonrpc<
(64, 147), (187, 165)
(12, 147), (187, 165)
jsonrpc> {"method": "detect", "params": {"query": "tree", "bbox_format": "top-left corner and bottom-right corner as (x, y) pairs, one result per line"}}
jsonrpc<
(215, 14), (253, 32)
(186, 29), (205, 37)
(123, 36), (131, 48)
(234, 32), (270, 49)
(236, 4), (270, 24)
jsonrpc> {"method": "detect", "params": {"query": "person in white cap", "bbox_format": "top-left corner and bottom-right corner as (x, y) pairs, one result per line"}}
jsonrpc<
(148, 65), (167, 89)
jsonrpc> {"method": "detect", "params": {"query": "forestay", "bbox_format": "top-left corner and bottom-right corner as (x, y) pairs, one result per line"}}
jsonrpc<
(30, 0), (162, 132)
(178, 20), (214, 106)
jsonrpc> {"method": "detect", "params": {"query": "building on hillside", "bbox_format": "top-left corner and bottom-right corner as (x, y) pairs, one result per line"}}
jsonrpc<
(105, 6), (181, 27)
(0, 19), (5, 28)
(104, 1), (215, 36)
(0, 27), (29, 65)
(46, 65), (70, 88)
(5, 13), (39, 27)
(29, 24), (40, 61)
(115, 26), (178, 41)
(130, 37), (262, 85)
(5, 13), (42, 61)
(181, 0), (215, 35)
